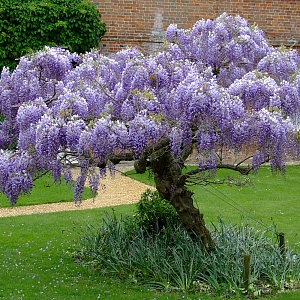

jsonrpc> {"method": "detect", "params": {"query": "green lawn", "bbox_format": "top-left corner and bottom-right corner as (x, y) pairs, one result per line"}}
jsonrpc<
(1, 207), (300, 300)
(0, 165), (299, 299)
(126, 165), (300, 247)
(0, 174), (93, 208)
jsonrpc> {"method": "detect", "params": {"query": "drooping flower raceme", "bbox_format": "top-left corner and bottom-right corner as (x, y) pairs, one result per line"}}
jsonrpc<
(0, 47), (78, 148)
(0, 14), (299, 205)
(257, 48), (300, 83)
(165, 13), (270, 87)
(0, 151), (33, 206)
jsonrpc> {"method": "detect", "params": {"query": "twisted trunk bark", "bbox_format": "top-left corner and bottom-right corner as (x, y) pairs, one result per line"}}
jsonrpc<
(150, 147), (214, 250)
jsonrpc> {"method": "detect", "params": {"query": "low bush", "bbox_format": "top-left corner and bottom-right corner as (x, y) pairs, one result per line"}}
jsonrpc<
(133, 189), (181, 233)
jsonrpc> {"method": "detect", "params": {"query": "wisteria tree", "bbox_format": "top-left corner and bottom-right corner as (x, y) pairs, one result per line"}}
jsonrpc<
(0, 13), (299, 249)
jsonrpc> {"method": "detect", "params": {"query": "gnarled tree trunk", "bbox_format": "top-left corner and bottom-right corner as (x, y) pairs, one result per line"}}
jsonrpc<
(149, 147), (215, 250)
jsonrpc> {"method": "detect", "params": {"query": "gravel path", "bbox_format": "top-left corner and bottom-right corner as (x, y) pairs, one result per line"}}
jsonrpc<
(3, 159), (297, 218)
(0, 162), (155, 218)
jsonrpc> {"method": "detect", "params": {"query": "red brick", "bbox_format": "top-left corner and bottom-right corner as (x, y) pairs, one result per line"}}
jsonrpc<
(92, 0), (300, 54)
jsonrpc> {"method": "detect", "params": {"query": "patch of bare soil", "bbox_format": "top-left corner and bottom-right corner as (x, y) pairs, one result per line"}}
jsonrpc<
(0, 163), (155, 218)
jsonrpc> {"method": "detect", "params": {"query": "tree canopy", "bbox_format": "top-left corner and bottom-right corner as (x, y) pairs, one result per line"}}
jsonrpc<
(0, 13), (299, 246)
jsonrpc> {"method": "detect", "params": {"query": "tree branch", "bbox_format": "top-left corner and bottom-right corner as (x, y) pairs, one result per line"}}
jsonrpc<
(96, 80), (122, 106)
(179, 162), (252, 185)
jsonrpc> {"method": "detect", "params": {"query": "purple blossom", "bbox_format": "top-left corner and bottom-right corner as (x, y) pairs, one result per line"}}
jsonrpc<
(252, 150), (269, 173)
(63, 166), (73, 185)
(165, 13), (270, 86)
(128, 113), (164, 156)
(0, 151), (33, 205)
(0, 14), (299, 206)
(88, 172), (100, 196)
(52, 89), (89, 119)
(257, 48), (300, 83)
(66, 118), (87, 151)
(275, 81), (300, 116)
(74, 173), (87, 204)
(78, 117), (129, 164)
(52, 160), (62, 183)
(229, 71), (278, 111)
(165, 24), (178, 43)
(18, 127), (37, 152)
(35, 115), (61, 159)
(16, 100), (48, 130)
(169, 127), (183, 157)
(196, 130), (217, 154)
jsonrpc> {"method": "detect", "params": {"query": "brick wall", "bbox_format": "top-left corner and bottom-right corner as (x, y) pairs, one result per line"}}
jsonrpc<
(90, 0), (300, 55)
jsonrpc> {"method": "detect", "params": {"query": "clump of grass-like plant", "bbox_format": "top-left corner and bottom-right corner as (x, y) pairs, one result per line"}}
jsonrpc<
(73, 190), (300, 297)
(200, 220), (300, 296)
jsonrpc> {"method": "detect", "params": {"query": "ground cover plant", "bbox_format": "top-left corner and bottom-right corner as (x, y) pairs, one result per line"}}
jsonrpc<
(0, 172), (93, 208)
(0, 13), (299, 250)
(74, 187), (300, 298)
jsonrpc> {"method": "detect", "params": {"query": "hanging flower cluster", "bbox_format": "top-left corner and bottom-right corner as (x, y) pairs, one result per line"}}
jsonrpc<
(165, 13), (270, 87)
(0, 14), (299, 205)
(0, 151), (33, 206)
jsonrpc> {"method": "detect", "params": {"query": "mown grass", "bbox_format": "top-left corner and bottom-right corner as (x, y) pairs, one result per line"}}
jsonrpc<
(0, 165), (299, 299)
(1, 207), (300, 300)
(126, 165), (300, 248)
(0, 173), (93, 208)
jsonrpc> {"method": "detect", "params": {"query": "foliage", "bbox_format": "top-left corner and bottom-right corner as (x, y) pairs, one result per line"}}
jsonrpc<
(0, 0), (106, 70)
(0, 13), (299, 209)
(133, 189), (181, 233)
(74, 211), (300, 296)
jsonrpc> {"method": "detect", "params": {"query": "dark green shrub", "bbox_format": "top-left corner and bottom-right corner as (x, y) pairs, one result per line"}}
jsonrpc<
(0, 0), (106, 70)
(133, 189), (181, 233)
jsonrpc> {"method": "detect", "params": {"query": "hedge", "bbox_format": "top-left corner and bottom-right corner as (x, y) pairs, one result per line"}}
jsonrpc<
(0, 0), (106, 70)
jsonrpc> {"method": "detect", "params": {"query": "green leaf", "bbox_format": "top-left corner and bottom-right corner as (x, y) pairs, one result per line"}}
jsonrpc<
(0, 0), (105, 70)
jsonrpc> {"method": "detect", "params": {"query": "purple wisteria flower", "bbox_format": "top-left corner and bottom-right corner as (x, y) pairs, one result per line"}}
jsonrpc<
(0, 13), (299, 206)
(0, 151), (33, 205)
(257, 48), (300, 83)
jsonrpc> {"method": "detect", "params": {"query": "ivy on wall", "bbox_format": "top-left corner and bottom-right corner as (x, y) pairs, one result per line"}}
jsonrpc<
(0, 0), (106, 70)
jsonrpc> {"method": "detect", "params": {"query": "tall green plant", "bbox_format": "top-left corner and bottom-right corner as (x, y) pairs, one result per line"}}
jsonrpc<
(0, 0), (106, 70)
